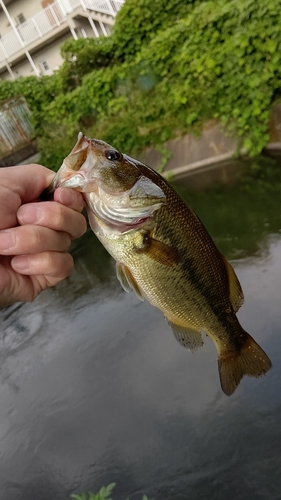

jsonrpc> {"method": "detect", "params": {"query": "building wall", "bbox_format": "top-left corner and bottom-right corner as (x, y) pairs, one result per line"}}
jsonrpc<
(33, 33), (70, 74)
(0, 0), (42, 37)
(6, 31), (71, 78)
(0, 0), (118, 80)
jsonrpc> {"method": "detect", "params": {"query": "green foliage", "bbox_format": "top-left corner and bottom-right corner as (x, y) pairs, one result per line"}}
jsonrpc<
(1, 0), (281, 169)
(112, 0), (198, 58)
(71, 483), (116, 500)
(59, 37), (117, 91)
(70, 483), (153, 500)
(0, 73), (64, 161)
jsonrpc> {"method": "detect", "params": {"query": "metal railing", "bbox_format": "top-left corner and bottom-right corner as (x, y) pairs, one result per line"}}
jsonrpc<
(0, 0), (124, 63)
(0, 97), (33, 157)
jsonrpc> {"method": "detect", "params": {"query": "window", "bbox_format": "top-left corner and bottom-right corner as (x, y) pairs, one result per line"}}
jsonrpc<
(17, 13), (26, 24)
(39, 61), (50, 74)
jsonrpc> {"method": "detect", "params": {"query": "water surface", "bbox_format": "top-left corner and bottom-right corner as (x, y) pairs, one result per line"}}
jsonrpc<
(0, 161), (281, 500)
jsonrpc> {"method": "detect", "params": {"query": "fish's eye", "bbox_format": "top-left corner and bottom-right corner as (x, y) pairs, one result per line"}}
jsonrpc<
(105, 149), (121, 161)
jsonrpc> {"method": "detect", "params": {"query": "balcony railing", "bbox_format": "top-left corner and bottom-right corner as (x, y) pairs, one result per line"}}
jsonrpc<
(0, 0), (124, 63)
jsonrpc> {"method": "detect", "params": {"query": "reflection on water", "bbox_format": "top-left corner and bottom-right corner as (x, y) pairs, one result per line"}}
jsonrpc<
(1, 161), (281, 500)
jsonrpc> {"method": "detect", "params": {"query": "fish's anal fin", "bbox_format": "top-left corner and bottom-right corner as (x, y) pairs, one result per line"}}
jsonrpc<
(136, 233), (182, 267)
(166, 318), (204, 352)
(116, 262), (144, 302)
(218, 332), (272, 396)
(221, 254), (244, 312)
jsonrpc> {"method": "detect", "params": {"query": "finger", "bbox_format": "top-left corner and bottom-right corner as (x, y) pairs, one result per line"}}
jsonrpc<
(54, 187), (85, 213)
(0, 226), (71, 255)
(11, 251), (74, 281)
(1, 164), (54, 203)
(17, 201), (87, 240)
(0, 185), (21, 229)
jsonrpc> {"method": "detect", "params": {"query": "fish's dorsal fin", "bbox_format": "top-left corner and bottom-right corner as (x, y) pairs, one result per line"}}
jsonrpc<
(166, 318), (204, 352)
(116, 262), (144, 301)
(136, 233), (183, 267)
(221, 254), (244, 312)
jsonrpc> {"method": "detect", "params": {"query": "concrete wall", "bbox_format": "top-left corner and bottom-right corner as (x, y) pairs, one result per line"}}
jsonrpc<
(138, 111), (281, 188)
(0, 141), (37, 167)
(141, 122), (237, 173)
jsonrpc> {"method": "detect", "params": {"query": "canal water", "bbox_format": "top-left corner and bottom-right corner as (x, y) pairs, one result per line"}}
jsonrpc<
(0, 158), (281, 500)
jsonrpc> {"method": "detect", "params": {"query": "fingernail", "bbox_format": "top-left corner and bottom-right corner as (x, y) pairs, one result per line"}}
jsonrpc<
(12, 256), (30, 271)
(0, 231), (15, 250)
(58, 188), (76, 206)
(18, 205), (41, 224)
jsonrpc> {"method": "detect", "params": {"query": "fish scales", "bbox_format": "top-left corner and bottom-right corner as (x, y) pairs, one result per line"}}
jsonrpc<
(45, 133), (272, 396)
(128, 180), (235, 332)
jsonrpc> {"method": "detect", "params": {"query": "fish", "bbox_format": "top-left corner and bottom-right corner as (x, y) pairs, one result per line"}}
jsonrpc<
(45, 132), (272, 396)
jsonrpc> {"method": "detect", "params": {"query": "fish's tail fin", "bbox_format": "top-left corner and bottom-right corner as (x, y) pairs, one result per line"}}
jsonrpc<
(218, 332), (272, 396)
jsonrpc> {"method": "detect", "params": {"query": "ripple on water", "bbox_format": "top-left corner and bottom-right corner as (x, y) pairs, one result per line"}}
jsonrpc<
(0, 307), (44, 354)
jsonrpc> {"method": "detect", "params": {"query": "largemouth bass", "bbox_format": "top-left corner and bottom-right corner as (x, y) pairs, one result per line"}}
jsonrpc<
(46, 133), (272, 395)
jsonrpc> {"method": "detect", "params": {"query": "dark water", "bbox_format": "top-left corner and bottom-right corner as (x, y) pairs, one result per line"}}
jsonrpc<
(1, 162), (281, 500)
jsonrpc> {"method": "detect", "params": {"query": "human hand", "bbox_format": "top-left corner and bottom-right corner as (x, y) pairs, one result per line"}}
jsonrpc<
(0, 164), (87, 307)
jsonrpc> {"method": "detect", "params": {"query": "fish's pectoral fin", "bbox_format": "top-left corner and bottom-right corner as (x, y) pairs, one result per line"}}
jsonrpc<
(218, 331), (272, 396)
(116, 262), (144, 301)
(135, 233), (182, 267)
(221, 254), (244, 312)
(166, 318), (204, 352)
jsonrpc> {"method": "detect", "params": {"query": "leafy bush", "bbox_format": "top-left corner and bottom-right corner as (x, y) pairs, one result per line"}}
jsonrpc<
(70, 483), (152, 500)
(59, 37), (118, 91)
(111, 0), (198, 58)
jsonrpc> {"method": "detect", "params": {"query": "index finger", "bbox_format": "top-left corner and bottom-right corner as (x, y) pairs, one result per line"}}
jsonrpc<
(1, 164), (55, 203)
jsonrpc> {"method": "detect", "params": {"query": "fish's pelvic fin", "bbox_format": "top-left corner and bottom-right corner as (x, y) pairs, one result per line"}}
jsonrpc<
(166, 318), (204, 352)
(218, 333), (272, 396)
(136, 233), (182, 267)
(116, 262), (144, 301)
(221, 254), (244, 312)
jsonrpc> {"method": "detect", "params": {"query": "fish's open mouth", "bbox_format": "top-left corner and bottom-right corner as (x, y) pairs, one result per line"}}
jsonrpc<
(58, 173), (86, 190)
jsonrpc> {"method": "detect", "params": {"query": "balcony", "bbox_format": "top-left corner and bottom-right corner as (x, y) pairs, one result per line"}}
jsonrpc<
(0, 0), (124, 64)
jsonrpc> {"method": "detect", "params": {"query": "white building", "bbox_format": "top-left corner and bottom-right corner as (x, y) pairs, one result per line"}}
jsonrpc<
(0, 0), (124, 80)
